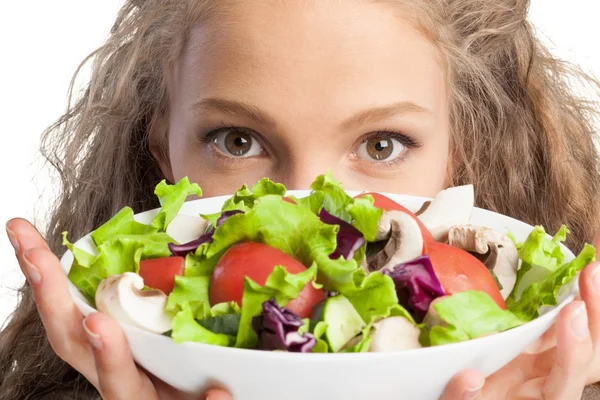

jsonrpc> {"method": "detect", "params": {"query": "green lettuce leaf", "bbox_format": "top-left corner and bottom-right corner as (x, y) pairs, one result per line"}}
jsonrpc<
(208, 301), (241, 316)
(235, 265), (317, 348)
(311, 321), (330, 353)
(342, 272), (399, 324)
(91, 207), (151, 246)
(428, 291), (524, 346)
(201, 179), (286, 227)
(508, 225), (573, 305)
(171, 306), (234, 346)
(221, 178), (286, 211)
(291, 191), (326, 215)
(197, 303), (241, 336)
(296, 174), (382, 242)
(166, 276), (211, 318)
(150, 178), (202, 232)
(346, 195), (383, 242)
(183, 251), (225, 277)
(310, 172), (353, 222)
(508, 244), (596, 320)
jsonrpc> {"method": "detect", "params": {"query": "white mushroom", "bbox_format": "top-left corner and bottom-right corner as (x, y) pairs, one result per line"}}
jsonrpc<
(95, 272), (173, 334)
(166, 214), (209, 244)
(448, 225), (519, 299)
(368, 317), (422, 352)
(417, 185), (475, 242)
(366, 210), (424, 272)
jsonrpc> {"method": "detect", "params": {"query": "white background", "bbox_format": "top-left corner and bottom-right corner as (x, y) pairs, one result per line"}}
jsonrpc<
(0, 1), (599, 327)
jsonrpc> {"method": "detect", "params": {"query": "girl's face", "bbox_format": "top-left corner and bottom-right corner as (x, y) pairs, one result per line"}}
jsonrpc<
(160, 1), (450, 198)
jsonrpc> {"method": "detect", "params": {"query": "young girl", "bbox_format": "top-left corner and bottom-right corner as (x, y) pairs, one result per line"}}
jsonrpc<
(2, 0), (600, 399)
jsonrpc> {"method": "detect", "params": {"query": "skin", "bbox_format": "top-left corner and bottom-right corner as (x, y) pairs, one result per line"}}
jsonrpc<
(5, 1), (600, 399)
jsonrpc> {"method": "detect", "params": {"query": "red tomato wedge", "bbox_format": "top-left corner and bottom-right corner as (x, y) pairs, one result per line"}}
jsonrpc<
(282, 196), (297, 204)
(355, 192), (434, 243)
(138, 256), (185, 295)
(209, 242), (325, 318)
(426, 241), (506, 309)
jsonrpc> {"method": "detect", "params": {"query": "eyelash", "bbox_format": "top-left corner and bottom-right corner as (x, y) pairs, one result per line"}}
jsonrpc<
(199, 123), (270, 155)
(199, 124), (423, 166)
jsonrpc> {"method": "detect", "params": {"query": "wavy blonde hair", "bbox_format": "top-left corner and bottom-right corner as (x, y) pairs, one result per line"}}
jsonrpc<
(1, 0), (599, 398)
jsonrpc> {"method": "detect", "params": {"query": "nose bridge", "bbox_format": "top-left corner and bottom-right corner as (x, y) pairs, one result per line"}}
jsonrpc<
(271, 109), (341, 190)
(276, 148), (338, 190)
(281, 160), (331, 190)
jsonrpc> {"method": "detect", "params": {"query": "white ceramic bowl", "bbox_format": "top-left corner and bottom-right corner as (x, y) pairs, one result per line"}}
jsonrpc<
(60, 190), (577, 400)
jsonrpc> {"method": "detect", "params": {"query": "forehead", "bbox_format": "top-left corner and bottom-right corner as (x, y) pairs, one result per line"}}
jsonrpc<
(173, 1), (445, 121)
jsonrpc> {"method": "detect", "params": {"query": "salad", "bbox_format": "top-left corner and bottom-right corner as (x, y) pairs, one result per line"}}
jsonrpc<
(64, 173), (596, 353)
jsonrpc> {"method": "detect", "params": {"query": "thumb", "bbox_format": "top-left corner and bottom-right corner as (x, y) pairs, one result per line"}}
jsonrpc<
(203, 389), (233, 400)
(439, 370), (485, 400)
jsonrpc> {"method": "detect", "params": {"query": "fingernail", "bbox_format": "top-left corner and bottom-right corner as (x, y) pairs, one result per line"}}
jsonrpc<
(571, 302), (589, 340)
(22, 250), (42, 285)
(83, 318), (103, 350)
(6, 226), (20, 253)
(464, 380), (484, 400)
(592, 264), (600, 293)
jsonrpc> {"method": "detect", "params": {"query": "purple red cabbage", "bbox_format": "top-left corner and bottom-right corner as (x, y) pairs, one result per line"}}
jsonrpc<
(318, 209), (365, 260)
(252, 299), (316, 353)
(382, 255), (445, 323)
(168, 232), (214, 257)
(217, 210), (244, 227)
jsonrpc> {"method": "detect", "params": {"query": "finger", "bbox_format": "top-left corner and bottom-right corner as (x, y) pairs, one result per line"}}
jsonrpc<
(6, 218), (51, 254)
(513, 377), (545, 399)
(579, 262), (600, 349)
(525, 324), (556, 354)
(84, 312), (159, 400)
(592, 231), (600, 253)
(147, 373), (234, 400)
(20, 246), (98, 386)
(204, 389), (234, 400)
(439, 370), (484, 400)
(541, 300), (592, 399)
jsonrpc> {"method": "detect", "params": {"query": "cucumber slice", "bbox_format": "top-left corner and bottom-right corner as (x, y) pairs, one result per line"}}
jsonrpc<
(311, 295), (365, 352)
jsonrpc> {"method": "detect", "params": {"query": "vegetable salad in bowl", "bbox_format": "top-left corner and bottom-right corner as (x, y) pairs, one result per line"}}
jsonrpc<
(63, 173), (594, 354)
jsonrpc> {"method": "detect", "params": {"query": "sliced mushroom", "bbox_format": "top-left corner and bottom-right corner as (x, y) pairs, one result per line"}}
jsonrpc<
(368, 317), (422, 352)
(448, 225), (518, 299)
(95, 272), (173, 334)
(166, 214), (209, 244)
(366, 210), (424, 272)
(417, 185), (475, 242)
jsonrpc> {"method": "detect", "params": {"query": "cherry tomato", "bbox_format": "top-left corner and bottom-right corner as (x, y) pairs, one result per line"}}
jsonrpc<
(138, 256), (185, 295)
(209, 242), (325, 318)
(355, 192), (434, 242)
(426, 241), (506, 309)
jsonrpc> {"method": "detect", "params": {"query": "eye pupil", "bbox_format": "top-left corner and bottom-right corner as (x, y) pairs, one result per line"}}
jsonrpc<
(225, 131), (252, 156)
(367, 138), (393, 160)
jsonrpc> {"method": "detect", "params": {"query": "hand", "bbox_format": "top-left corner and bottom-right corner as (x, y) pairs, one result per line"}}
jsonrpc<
(5, 218), (232, 400)
(440, 234), (600, 400)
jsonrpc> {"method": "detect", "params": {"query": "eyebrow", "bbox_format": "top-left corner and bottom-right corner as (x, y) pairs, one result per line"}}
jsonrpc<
(340, 101), (430, 131)
(192, 98), (429, 130)
(192, 98), (277, 128)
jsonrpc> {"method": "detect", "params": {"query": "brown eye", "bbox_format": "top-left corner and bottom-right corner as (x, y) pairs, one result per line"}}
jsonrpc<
(357, 136), (405, 162)
(212, 129), (263, 158)
(366, 138), (393, 160)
